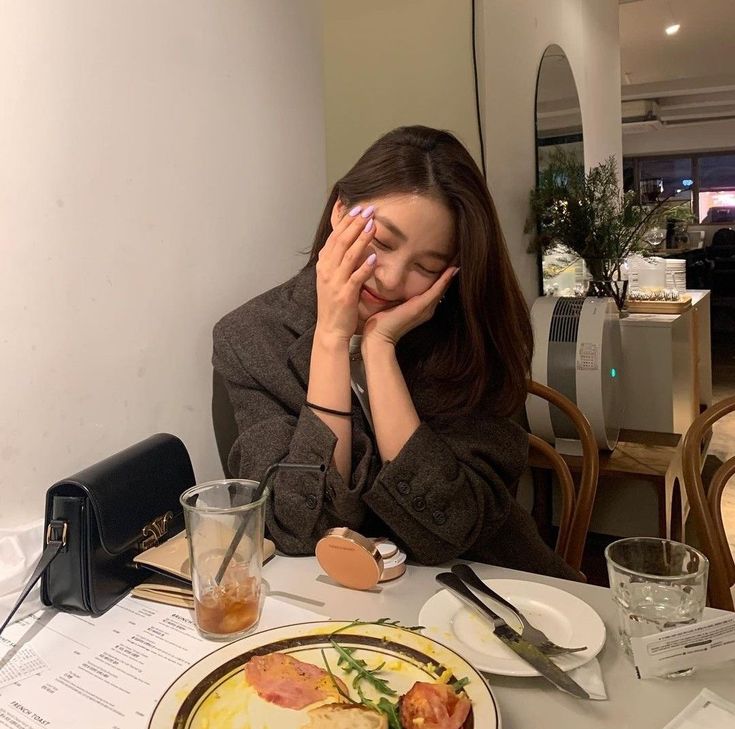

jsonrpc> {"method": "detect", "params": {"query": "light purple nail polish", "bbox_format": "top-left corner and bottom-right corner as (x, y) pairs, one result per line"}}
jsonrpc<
(348, 205), (362, 217)
(361, 205), (375, 218)
(364, 218), (374, 232)
(367, 253), (377, 265)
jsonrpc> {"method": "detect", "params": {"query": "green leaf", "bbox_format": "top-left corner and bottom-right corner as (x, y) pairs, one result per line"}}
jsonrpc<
(328, 618), (424, 638)
(319, 649), (358, 705)
(377, 698), (402, 729)
(329, 640), (397, 697)
(450, 676), (470, 693)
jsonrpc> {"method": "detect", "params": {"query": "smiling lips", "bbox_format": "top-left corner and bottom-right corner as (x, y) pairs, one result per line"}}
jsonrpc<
(361, 285), (400, 306)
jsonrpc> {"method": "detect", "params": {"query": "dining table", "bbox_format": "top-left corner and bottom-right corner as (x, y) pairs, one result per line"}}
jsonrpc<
(264, 555), (735, 729)
(1, 554), (734, 729)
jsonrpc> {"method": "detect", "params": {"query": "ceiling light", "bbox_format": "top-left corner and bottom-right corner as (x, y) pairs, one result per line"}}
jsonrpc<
(665, 23), (680, 35)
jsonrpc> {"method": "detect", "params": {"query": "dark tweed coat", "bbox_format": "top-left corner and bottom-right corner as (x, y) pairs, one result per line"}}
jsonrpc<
(212, 267), (578, 580)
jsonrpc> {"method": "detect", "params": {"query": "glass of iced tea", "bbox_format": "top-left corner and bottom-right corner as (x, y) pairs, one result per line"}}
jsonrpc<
(180, 479), (269, 640)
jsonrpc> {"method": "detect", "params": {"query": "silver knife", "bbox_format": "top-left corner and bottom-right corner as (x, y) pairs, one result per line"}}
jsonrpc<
(436, 572), (590, 700)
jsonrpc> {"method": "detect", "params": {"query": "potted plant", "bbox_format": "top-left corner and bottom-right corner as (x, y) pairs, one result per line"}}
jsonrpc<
(527, 149), (691, 311)
(663, 204), (696, 249)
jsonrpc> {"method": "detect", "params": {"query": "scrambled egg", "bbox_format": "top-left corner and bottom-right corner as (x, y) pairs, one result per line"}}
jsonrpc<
(193, 679), (339, 729)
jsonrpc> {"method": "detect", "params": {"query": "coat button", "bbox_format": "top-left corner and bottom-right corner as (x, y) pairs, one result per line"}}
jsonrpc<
(411, 496), (426, 512)
(397, 481), (411, 495)
(305, 494), (318, 509)
(432, 510), (447, 525)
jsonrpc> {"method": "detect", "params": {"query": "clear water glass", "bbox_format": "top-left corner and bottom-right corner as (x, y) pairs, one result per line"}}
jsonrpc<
(180, 479), (269, 640)
(605, 537), (708, 677)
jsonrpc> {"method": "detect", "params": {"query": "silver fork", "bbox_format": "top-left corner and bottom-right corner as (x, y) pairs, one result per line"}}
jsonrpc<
(451, 563), (587, 656)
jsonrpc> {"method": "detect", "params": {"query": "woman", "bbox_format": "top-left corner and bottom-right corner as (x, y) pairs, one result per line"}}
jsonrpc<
(213, 125), (577, 579)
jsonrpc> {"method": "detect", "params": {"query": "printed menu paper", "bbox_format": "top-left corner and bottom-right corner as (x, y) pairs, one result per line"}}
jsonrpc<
(662, 688), (735, 729)
(0, 595), (325, 729)
(631, 613), (735, 679)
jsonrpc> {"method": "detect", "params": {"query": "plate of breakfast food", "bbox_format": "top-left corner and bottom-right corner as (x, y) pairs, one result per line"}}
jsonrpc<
(148, 619), (499, 728)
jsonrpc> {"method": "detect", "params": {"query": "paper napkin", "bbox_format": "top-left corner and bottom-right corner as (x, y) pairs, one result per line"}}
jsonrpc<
(567, 657), (608, 700)
(0, 519), (44, 628)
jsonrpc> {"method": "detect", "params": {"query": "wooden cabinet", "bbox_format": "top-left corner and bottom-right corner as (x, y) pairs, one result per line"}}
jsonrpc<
(619, 291), (711, 434)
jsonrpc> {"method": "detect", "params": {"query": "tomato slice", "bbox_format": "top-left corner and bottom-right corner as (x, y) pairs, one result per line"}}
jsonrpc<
(399, 682), (472, 729)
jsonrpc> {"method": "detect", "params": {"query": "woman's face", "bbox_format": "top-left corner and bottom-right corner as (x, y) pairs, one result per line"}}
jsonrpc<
(331, 193), (456, 325)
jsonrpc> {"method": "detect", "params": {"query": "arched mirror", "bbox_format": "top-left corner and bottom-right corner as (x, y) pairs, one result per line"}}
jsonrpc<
(535, 44), (584, 296)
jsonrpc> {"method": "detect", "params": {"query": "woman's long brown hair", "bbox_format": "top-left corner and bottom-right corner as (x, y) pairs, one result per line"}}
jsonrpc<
(306, 126), (532, 417)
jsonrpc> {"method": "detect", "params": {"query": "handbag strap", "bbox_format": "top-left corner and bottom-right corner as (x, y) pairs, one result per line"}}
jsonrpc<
(0, 520), (67, 637)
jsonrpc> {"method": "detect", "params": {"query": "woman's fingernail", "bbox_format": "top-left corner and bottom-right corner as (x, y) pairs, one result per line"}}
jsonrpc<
(366, 253), (377, 265)
(364, 218), (374, 233)
(348, 205), (362, 217)
(361, 205), (375, 218)
(452, 267), (461, 277)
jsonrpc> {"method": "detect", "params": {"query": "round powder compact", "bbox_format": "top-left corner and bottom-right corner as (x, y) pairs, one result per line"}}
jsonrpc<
(379, 549), (407, 582)
(374, 538), (398, 560)
(315, 528), (384, 590)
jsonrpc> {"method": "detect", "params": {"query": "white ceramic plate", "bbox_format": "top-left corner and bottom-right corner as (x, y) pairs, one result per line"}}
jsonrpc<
(148, 620), (500, 728)
(419, 578), (606, 677)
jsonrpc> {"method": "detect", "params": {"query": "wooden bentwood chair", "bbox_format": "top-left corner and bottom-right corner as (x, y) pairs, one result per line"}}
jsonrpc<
(526, 380), (600, 573)
(665, 395), (735, 611)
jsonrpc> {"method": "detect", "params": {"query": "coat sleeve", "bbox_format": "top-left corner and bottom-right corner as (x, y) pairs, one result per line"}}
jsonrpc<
(212, 320), (375, 555)
(361, 410), (579, 580)
(362, 414), (513, 561)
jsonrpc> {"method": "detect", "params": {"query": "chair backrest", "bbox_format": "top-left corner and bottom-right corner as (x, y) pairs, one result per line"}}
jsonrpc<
(526, 380), (600, 572)
(666, 395), (735, 611)
(212, 369), (238, 478)
(710, 227), (735, 249)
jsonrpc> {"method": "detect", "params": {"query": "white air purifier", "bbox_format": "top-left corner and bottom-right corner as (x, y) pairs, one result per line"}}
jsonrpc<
(527, 296), (622, 453)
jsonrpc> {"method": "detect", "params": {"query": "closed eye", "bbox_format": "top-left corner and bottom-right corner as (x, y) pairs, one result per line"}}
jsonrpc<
(374, 237), (443, 275)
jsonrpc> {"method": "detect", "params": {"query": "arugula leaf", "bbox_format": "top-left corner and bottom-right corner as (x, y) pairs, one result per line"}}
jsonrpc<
(319, 649), (358, 705)
(450, 676), (470, 693)
(328, 618), (424, 638)
(320, 620), (434, 729)
(329, 640), (397, 697)
(377, 698), (402, 729)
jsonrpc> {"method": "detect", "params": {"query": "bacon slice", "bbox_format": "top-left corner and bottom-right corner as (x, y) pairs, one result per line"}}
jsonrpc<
(399, 682), (472, 729)
(244, 653), (348, 710)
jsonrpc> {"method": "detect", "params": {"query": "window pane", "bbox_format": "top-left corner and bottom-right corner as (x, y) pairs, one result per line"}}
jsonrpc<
(699, 154), (735, 191)
(699, 191), (735, 224)
(623, 158), (635, 193)
(639, 157), (693, 202)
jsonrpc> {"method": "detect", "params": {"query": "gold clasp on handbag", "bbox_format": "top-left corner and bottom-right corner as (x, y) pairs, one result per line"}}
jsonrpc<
(46, 520), (68, 547)
(138, 511), (174, 551)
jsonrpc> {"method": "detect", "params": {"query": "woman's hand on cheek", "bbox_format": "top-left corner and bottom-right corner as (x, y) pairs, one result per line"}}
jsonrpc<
(362, 266), (459, 347)
(315, 205), (377, 343)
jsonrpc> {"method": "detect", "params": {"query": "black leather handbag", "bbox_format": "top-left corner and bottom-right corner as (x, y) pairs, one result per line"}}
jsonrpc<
(0, 433), (195, 634)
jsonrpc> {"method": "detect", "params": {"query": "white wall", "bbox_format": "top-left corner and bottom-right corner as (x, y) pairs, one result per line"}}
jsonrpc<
(623, 118), (735, 156)
(0, 1), (326, 528)
(322, 0), (480, 185)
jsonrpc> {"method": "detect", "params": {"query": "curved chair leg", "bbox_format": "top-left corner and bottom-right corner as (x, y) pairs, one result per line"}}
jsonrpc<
(665, 447), (687, 541)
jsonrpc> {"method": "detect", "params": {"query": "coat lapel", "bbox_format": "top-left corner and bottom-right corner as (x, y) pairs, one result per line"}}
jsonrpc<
(285, 267), (318, 389)
(286, 325), (315, 389)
